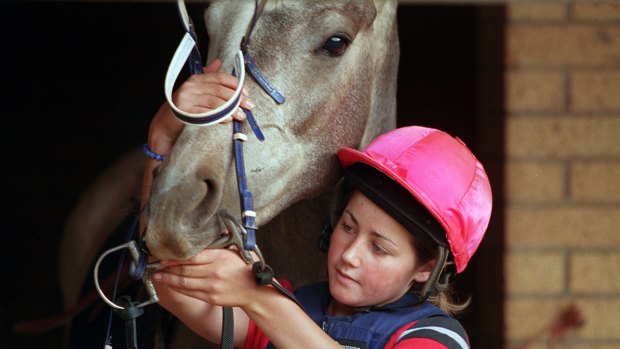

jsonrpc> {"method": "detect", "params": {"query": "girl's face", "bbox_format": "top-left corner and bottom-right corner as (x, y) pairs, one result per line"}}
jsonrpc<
(327, 191), (432, 314)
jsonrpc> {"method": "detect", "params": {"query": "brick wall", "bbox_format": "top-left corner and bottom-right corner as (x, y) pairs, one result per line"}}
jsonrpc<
(504, 2), (620, 348)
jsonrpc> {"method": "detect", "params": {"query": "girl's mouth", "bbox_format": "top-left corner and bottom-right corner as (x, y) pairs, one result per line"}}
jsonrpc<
(335, 268), (358, 285)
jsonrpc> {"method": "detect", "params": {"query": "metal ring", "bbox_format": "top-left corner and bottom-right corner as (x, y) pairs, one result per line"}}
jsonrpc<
(93, 241), (160, 310)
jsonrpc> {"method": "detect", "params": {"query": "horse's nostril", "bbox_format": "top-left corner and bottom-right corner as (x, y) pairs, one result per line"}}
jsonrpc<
(204, 179), (215, 198)
(203, 179), (218, 211)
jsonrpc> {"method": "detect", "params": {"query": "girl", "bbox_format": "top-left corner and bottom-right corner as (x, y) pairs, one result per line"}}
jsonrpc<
(145, 69), (492, 349)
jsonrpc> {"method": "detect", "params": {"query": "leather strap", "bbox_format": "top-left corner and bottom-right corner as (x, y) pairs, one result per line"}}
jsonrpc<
(221, 307), (235, 349)
(243, 50), (285, 104)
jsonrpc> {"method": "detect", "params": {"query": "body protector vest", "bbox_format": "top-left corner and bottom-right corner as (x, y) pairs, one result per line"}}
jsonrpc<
(267, 282), (448, 349)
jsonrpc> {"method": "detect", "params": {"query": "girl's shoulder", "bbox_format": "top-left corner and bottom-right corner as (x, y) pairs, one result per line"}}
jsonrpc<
(385, 315), (469, 349)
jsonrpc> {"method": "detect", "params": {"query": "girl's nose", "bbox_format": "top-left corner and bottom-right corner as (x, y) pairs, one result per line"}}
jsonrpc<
(341, 237), (362, 267)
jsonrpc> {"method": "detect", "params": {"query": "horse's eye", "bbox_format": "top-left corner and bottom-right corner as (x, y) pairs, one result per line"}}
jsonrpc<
(321, 34), (350, 56)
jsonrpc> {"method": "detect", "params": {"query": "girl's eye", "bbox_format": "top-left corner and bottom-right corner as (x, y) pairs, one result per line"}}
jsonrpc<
(321, 34), (351, 56)
(372, 243), (389, 256)
(340, 223), (354, 233)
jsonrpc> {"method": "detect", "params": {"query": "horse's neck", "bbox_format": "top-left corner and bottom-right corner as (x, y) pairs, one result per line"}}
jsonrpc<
(257, 191), (333, 287)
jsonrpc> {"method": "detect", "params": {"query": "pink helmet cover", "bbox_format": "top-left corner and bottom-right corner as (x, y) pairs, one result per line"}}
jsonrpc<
(337, 126), (492, 273)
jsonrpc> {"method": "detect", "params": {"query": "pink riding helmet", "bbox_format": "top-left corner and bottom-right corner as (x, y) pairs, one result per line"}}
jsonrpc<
(337, 126), (492, 273)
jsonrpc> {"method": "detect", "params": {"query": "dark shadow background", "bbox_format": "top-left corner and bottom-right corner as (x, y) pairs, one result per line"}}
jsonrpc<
(0, 2), (504, 348)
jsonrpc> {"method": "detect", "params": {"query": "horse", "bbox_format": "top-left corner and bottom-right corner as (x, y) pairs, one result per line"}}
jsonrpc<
(59, 0), (399, 347)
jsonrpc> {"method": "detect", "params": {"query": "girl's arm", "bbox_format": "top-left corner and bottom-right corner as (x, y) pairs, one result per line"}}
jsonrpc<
(241, 285), (343, 349)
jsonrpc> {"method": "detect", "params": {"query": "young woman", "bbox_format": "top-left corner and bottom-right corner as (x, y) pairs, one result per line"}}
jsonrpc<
(144, 69), (492, 349)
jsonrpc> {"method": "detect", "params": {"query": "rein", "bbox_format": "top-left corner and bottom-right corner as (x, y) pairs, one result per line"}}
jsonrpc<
(92, 1), (298, 348)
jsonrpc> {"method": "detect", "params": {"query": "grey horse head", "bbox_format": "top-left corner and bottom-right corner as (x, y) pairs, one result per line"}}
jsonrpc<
(145, 0), (399, 262)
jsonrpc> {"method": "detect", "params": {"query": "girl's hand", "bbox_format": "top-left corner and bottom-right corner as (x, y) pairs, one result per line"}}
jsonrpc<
(153, 250), (343, 349)
(152, 248), (259, 308)
(151, 248), (254, 346)
(140, 59), (255, 210)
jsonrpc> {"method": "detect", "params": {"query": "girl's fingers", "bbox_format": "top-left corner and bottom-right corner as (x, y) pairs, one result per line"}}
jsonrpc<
(180, 67), (256, 114)
(241, 96), (255, 110)
(190, 71), (240, 90)
(203, 59), (222, 73)
(173, 92), (226, 114)
(235, 108), (246, 120)
(153, 272), (207, 294)
(189, 71), (254, 107)
(175, 88), (255, 117)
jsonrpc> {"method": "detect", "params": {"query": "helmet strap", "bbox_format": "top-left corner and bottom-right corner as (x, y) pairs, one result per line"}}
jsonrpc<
(418, 245), (454, 302)
(318, 180), (350, 252)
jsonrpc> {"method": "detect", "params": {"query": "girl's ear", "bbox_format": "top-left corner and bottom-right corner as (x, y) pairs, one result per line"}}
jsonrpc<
(413, 259), (436, 283)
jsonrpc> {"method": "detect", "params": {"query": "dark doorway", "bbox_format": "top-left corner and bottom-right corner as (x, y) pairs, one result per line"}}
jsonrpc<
(0, 3), (205, 348)
(397, 5), (505, 348)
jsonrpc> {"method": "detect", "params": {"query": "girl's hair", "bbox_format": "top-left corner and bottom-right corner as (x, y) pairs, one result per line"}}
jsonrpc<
(409, 234), (471, 317)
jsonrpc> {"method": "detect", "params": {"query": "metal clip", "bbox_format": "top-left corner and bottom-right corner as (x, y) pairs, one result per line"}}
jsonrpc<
(93, 241), (163, 310)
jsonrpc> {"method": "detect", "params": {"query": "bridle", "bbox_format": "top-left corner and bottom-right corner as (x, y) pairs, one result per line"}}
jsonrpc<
(92, 1), (298, 348)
